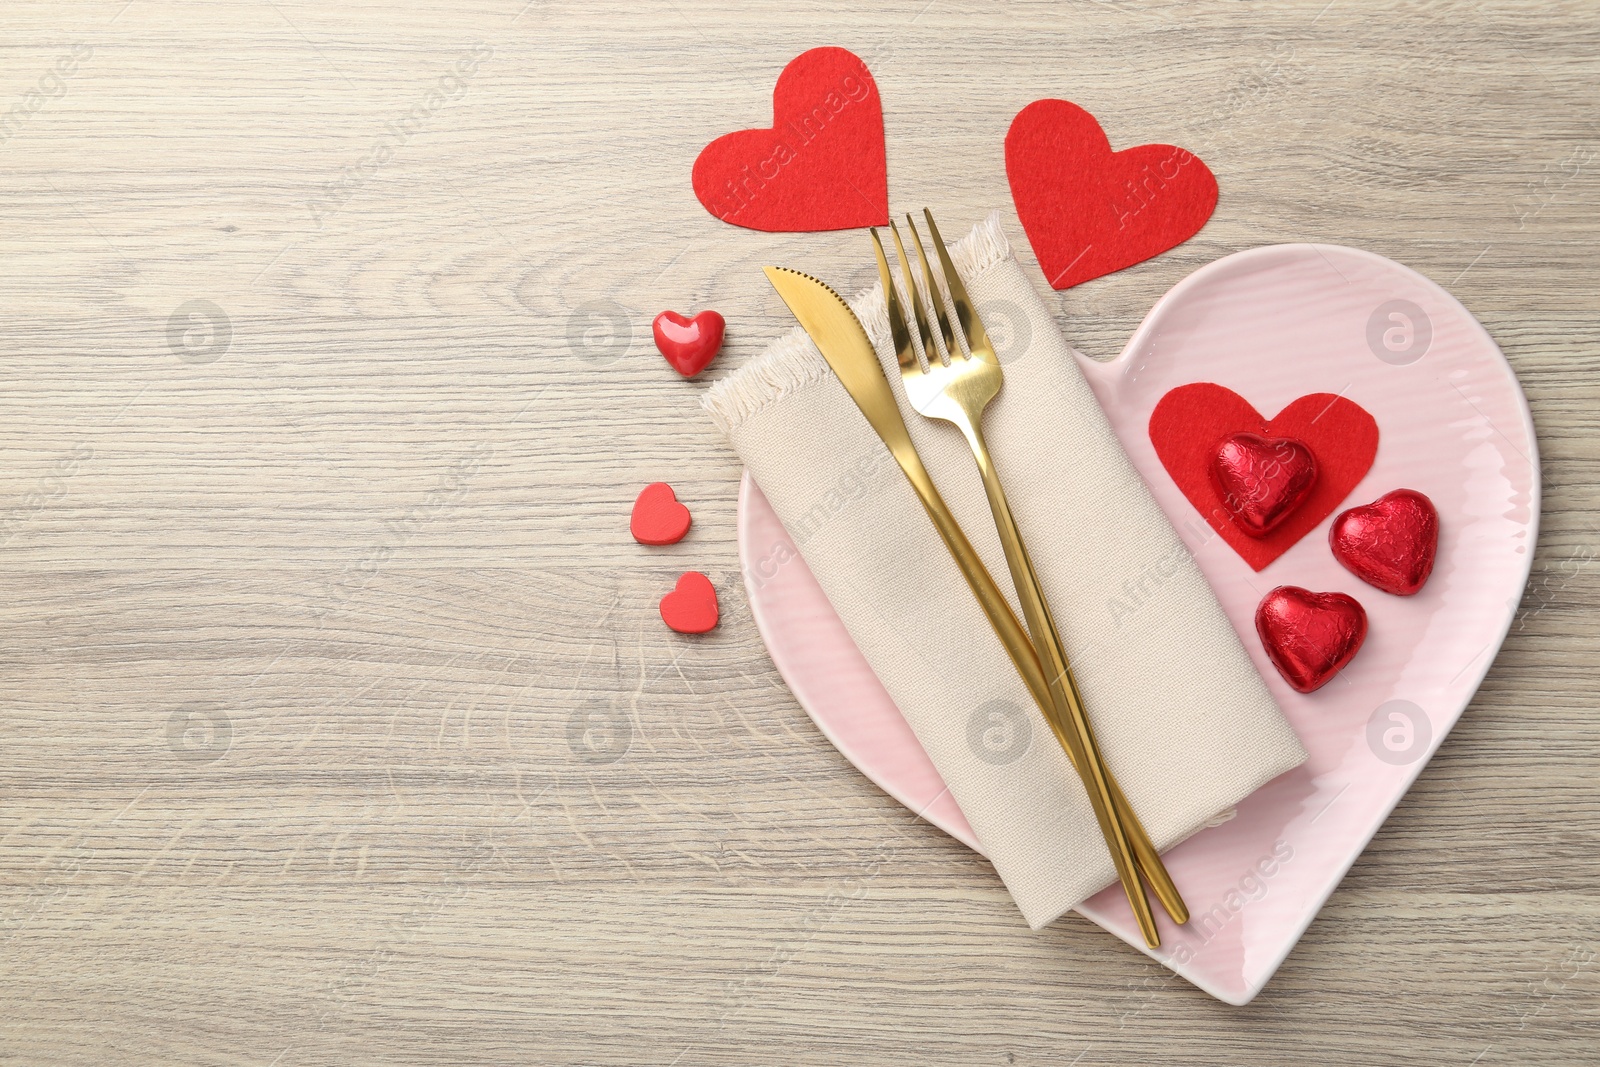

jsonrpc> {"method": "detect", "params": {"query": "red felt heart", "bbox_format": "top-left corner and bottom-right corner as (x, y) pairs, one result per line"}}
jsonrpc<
(1149, 383), (1379, 571)
(691, 47), (887, 232)
(1005, 99), (1218, 289)
(631, 482), (692, 546)
(653, 310), (724, 378)
(1255, 586), (1369, 694)
(660, 571), (719, 634)
(1211, 432), (1319, 537)
(1330, 489), (1439, 596)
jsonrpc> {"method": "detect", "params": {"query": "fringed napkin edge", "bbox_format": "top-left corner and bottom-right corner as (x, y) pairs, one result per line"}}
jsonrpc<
(703, 210), (1012, 436)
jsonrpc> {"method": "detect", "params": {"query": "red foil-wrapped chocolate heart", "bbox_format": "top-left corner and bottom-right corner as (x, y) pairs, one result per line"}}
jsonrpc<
(1255, 586), (1368, 694)
(1330, 489), (1439, 596)
(1211, 432), (1319, 537)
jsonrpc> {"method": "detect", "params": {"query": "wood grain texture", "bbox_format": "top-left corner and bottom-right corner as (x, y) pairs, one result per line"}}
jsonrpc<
(2, 1), (1598, 1063)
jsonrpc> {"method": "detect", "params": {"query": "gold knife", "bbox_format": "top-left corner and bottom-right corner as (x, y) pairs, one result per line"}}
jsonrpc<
(763, 265), (1185, 944)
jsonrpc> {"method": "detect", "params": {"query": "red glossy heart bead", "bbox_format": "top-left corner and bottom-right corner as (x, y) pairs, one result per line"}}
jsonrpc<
(630, 482), (691, 546)
(653, 310), (724, 378)
(1211, 431), (1319, 537)
(1330, 489), (1439, 596)
(660, 571), (719, 634)
(1255, 586), (1368, 694)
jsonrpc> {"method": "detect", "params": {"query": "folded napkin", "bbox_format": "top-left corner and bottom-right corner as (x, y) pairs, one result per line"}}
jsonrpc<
(704, 213), (1307, 928)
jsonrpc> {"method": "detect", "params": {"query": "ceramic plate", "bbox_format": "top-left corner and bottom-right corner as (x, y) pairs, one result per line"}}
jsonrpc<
(736, 243), (1539, 1004)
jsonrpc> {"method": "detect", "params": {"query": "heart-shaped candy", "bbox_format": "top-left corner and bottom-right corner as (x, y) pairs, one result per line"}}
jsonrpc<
(691, 47), (887, 232)
(1211, 432), (1319, 537)
(1005, 99), (1217, 289)
(1330, 489), (1439, 596)
(631, 482), (691, 546)
(653, 310), (724, 378)
(1255, 586), (1368, 694)
(1149, 383), (1380, 571)
(660, 571), (719, 634)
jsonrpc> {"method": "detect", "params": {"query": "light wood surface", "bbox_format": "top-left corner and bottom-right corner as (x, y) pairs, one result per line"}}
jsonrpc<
(3, 1), (1598, 1064)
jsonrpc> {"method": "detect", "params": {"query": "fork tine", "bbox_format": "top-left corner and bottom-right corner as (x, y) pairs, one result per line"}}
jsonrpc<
(906, 213), (964, 362)
(887, 219), (941, 368)
(923, 209), (993, 361)
(871, 229), (917, 374)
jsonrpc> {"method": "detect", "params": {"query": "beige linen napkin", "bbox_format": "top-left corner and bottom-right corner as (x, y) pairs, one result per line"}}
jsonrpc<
(704, 212), (1306, 929)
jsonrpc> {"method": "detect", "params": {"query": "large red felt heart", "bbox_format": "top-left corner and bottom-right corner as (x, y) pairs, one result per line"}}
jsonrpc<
(1005, 99), (1217, 289)
(1330, 489), (1439, 596)
(660, 571), (719, 634)
(653, 310), (724, 378)
(691, 47), (887, 232)
(1149, 383), (1379, 571)
(631, 482), (692, 546)
(1255, 586), (1369, 694)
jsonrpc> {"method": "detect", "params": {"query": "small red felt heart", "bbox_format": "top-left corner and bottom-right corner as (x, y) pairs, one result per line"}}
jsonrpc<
(691, 47), (887, 232)
(1255, 586), (1368, 694)
(660, 571), (719, 634)
(653, 310), (724, 378)
(1330, 489), (1439, 596)
(631, 482), (691, 546)
(1005, 99), (1218, 289)
(1149, 383), (1380, 571)
(1211, 432), (1319, 537)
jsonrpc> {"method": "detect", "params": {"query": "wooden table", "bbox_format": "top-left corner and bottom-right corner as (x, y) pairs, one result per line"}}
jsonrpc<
(3, 2), (1597, 1063)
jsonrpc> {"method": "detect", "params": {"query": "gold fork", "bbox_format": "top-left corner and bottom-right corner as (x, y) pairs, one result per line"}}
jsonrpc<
(874, 210), (1186, 945)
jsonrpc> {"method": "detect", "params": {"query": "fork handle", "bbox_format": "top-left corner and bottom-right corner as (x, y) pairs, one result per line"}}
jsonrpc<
(958, 419), (1164, 946)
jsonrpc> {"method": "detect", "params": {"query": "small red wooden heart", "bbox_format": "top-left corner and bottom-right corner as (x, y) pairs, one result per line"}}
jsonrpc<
(631, 482), (691, 546)
(660, 571), (719, 634)
(653, 310), (724, 378)
(1005, 99), (1218, 289)
(1211, 432), (1319, 537)
(691, 47), (887, 232)
(1255, 586), (1368, 694)
(1149, 383), (1380, 571)
(1330, 489), (1439, 596)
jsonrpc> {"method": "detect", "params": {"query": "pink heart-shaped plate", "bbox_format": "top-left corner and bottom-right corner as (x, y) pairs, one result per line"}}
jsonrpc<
(736, 243), (1538, 1004)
